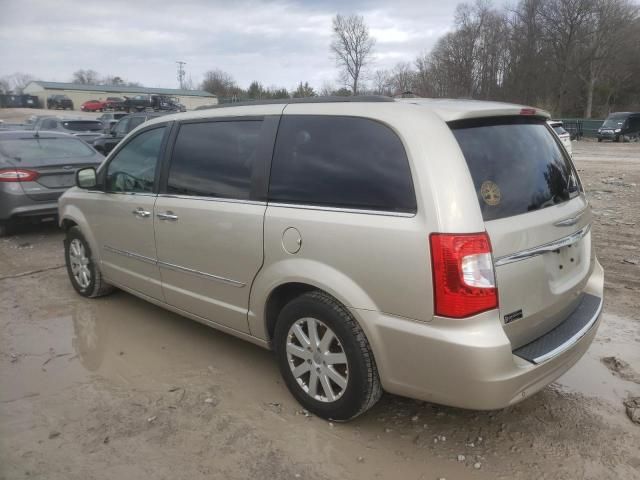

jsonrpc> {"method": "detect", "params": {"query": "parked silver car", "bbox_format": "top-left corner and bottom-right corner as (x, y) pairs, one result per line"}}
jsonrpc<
(33, 116), (105, 145)
(0, 131), (103, 236)
(58, 97), (604, 420)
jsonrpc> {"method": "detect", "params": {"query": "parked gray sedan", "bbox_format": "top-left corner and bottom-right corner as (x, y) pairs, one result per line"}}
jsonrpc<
(0, 131), (103, 236)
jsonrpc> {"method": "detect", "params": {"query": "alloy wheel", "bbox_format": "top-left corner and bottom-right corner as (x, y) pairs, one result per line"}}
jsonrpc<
(69, 239), (91, 289)
(286, 317), (349, 402)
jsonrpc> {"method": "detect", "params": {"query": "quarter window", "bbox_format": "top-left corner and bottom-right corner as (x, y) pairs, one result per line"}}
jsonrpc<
(268, 115), (416, 213)
(167, 120), (263, 199)
(106, 127), (165, 193)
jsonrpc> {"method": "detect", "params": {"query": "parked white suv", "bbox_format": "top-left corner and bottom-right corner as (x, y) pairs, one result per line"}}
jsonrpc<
(548, 120), (572, 156)
(59, 97), (603, 420)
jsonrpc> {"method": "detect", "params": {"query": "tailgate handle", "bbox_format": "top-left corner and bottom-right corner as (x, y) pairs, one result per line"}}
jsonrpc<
(495, 224), (590, 267)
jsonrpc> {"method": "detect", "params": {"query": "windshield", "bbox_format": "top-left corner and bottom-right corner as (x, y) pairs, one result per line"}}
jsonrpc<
(451, 117), (581, 221)
(602, 117), (626, 128)
(0, 137), (95, 162)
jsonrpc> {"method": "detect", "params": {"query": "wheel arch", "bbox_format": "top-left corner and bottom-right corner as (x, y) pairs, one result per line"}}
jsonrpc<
(59, 206), (101, 262)
(248, 258), (379, 346)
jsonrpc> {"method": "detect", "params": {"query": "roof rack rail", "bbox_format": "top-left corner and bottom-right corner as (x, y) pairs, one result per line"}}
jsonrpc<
(195, 95), (395, 110)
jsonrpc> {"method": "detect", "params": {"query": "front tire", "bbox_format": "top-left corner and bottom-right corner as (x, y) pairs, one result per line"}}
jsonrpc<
(274, 290), (382, 421)
(64, 226), (114, 298)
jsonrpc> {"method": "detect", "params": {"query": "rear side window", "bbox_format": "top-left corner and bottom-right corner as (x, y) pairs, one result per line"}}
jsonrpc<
(167, 120), (263, 199)
(451, 117), (580, 221)
(269, 115), (416, 213)
(128, 117), (146, 132)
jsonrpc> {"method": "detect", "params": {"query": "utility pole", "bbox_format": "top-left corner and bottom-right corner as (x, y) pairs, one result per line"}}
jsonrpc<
(176, 61), (186, 89)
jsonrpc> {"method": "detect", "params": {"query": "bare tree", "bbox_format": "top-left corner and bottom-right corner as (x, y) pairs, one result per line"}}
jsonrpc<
(0, 77), (10, 94)
(372, 69), (392, 96)
(576, 0), (637, 117)
(0, 72), (35, 94)
(201, 69), (238, 98)
(72, 69), (99, 85)
(390, 62), (415, 95)
(319, 81), (336, 96)
(330, 14), (375, 94)
(103, 75), (125, 86)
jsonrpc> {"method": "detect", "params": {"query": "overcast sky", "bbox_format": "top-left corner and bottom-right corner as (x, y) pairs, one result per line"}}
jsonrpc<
(0, 0), (464, 92)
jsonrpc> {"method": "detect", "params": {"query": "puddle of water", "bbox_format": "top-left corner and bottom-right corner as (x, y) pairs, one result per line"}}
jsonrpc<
(556, 312), (640, 405)
(2, 289), (285, 402)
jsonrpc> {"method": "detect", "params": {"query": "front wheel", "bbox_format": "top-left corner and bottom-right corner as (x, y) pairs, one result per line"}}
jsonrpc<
(274, 290), (382, 421)
(64, 226), (114, 298)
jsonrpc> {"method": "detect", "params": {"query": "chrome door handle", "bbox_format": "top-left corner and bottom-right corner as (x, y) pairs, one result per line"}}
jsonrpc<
(157, 211), (178, 221)
(132, 208), (151, 218)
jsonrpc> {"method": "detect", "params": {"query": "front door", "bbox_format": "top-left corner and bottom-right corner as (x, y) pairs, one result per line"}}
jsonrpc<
(90, 125), (168, 300)
(154, 118), (275, 333)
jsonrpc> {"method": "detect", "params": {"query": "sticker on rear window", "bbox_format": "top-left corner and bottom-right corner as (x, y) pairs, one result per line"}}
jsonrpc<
(480, 181), (501, 206)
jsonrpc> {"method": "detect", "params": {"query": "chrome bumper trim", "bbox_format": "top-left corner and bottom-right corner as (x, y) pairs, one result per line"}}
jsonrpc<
(495, 224), (591, 267)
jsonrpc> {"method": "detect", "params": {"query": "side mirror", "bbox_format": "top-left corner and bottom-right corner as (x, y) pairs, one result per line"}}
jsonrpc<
(76, 167), (97, 189)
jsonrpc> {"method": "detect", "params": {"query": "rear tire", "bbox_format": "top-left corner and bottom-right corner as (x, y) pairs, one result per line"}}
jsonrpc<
(597, 138), (602, 142)
(274, 290), (382, 421)
(64, 226), (114, 298)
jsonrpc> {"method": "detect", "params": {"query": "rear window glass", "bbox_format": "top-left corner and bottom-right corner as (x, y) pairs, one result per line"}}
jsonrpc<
(450, 117), (580, 221)
(0, 137), (94, 161)
(167, 120), (262, 199)
(269, 115), (416, 213)
(61, 121), (103, 132)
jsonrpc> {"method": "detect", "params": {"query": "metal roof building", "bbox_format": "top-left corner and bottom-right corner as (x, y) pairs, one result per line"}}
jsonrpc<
(23, 81), (217, 111)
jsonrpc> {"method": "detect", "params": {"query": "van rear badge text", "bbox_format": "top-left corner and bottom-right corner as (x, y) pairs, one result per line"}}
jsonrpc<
(504, 309), (523, 324)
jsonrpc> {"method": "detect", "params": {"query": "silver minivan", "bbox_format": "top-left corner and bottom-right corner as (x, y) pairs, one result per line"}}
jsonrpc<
(59, 97), (604, 421)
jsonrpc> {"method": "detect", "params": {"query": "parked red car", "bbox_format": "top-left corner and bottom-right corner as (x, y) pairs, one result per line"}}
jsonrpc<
(80, 100), (106, 112)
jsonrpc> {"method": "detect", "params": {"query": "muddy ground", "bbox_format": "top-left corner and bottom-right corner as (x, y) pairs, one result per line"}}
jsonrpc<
(0, 121), (639, 479)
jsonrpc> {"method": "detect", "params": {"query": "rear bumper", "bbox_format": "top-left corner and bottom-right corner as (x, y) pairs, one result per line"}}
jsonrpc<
(352, 258), (604, 410)
(0, 184), (61, 221)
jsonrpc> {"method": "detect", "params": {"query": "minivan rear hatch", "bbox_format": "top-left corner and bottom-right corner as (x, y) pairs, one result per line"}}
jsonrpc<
(450, 116), (594, 350)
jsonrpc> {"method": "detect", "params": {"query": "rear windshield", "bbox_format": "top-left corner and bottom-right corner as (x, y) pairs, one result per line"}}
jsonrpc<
(61, 121), (104, 132)
(450, 117), (580, 221)
(0, 137), (94, 162)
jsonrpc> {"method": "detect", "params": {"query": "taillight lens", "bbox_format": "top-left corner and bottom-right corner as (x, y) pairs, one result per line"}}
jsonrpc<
(430, 232), (498, 318)
(0, 168), (40, 182)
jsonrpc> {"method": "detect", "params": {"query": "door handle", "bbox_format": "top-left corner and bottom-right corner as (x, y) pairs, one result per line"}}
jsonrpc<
(157, 211), (178, 221)
(132, 208), (151, 218)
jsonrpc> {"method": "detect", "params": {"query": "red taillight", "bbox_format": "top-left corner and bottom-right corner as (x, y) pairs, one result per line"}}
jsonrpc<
(0, 168), (40, 182)
(429, 233), (498, 318)
(520, 108), (537, 115)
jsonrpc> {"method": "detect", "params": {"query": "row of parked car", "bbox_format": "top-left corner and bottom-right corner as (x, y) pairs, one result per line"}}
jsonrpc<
(47, 94), (186, 113)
